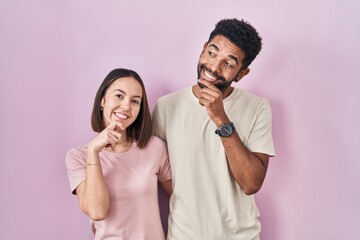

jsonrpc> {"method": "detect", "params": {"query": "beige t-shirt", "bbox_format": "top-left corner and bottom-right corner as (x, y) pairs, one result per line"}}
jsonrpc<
(152, 87), (275, 240)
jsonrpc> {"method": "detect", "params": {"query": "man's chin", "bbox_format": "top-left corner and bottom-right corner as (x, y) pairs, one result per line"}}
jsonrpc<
(198, 79), (225, 90)
(197, 78), (219, 89)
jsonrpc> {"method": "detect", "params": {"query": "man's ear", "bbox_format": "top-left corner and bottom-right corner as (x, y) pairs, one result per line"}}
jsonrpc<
(201, 42), (208, 54)
(235, 68), (250, 82)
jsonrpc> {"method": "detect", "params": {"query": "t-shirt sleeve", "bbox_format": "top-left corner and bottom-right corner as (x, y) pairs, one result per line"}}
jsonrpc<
(65, 148), (86, 194)
(156, 139), (171, 182)
(246, 100), (276, 156)
(151, 102), (166, 142)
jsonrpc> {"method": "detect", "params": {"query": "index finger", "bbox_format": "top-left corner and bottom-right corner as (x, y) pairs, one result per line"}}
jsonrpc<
(112, 121), (126, 131)
(106, 121), (118, 130)
(199, 79), (218, 91)
(106, 121), (123, 131)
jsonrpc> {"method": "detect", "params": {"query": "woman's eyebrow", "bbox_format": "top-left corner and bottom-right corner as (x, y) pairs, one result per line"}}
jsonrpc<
(113, 89), (142, 99)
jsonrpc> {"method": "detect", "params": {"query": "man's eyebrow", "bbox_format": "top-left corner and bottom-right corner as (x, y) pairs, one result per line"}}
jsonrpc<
(208, 44), (219, 51)
(113, 89), (142, 99)
(208, 44), (239, 65)
(228, 55), (239, 65)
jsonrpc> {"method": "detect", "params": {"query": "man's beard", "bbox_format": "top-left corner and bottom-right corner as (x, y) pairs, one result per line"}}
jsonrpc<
(197, 64), (235, 90)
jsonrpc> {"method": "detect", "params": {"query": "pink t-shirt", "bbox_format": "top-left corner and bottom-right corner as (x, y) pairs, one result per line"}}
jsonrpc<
(65, 136), (171, 240)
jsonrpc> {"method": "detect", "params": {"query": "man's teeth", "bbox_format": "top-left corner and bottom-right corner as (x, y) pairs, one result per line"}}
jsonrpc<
(205, 70), (216, 80)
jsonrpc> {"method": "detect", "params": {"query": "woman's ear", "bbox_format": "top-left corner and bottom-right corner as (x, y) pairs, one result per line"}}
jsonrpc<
(235, 68), (250, 82)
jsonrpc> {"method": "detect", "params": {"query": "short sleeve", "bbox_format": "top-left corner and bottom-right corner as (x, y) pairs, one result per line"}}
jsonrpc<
(65, 147), (87, 194)
(152, 102), (166, 142)
(155, 138), (171, 182)
(246, 101), (276, 156)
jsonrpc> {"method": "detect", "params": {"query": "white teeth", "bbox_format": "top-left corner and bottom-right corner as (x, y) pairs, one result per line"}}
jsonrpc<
(115, 113), (128, 119)
(204, 70), (216, 80)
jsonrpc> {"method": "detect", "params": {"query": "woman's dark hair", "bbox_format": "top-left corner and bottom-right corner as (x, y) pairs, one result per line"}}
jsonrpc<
(91, 68), (152, 149)
(208, 18), (262, 70)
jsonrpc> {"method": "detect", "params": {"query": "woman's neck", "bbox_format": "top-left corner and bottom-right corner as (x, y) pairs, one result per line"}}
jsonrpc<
(105, 137), (133, 153)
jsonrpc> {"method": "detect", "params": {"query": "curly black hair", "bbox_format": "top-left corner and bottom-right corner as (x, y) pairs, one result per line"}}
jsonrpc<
(208, 18), (262, 70)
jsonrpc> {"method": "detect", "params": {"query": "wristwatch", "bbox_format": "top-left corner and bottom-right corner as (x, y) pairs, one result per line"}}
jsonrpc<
(215, 122), (236, 137)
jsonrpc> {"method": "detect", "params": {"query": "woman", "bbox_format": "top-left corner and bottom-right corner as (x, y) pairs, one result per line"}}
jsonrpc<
(65, 68), (172, 240)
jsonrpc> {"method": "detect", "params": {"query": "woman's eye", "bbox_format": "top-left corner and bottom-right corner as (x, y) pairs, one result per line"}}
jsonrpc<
(131, 100), (140, 105)
(115, 94), (123, 99)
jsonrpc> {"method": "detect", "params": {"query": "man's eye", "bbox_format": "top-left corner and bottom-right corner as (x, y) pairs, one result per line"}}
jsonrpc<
(208, 51), (215, 57)
(225, 62), (233, 68)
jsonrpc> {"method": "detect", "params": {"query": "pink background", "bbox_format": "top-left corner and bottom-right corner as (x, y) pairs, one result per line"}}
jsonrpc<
(1, 0), (359, 239)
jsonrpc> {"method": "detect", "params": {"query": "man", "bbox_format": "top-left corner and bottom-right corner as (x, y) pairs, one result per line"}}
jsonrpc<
(152, 18), (275, 239)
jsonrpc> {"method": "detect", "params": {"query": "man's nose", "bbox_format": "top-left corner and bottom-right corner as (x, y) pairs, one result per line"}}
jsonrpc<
(209, 60), (222, 74)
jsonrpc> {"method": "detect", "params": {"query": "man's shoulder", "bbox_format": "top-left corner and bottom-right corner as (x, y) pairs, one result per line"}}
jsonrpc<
(232, 88), (269, 104)
(157, 87), (191, 104)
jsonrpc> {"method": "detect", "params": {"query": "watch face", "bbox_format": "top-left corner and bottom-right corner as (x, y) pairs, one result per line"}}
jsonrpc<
(223, 125), (232, 136)
(216, 123), (235, 137)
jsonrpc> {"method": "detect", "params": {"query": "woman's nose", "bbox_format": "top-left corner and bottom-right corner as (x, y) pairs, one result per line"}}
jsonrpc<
(120, 101), (130, 111)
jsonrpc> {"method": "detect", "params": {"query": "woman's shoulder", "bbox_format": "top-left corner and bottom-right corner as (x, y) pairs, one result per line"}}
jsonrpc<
(144, 136), (168, 163)
(141, 136), (167, 153)
(65, 145), (88, 168)
(66, 145), (87, 159)
(148, 135), (166, 145)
